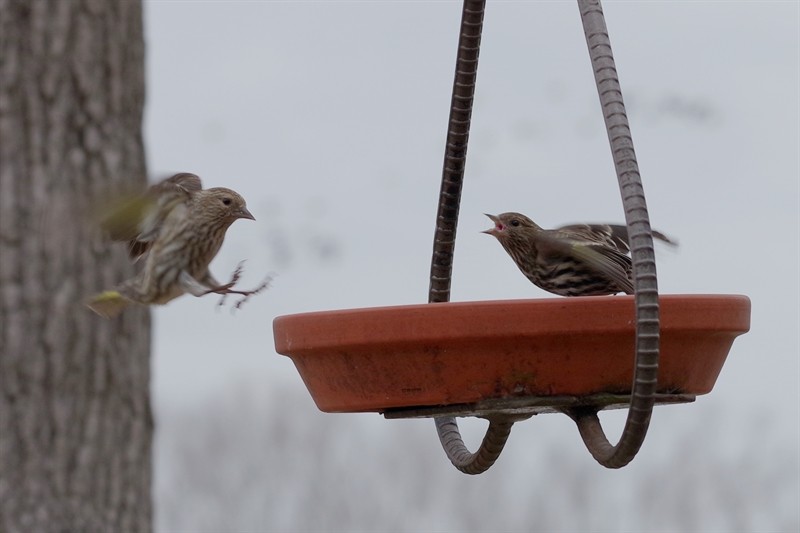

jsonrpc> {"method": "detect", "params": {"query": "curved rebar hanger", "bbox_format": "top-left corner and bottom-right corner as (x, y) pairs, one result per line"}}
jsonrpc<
(429, 0), (661, 473)
(429, 0), (513, 475)
(563, 0), (661, 469)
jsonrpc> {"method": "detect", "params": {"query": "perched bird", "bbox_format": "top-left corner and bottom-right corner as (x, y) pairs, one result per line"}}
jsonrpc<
(483, 212), (676, 297)
(88, 172), (268, 318)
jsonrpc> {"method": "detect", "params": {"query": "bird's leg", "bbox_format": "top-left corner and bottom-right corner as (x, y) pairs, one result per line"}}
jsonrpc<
(178, 271), (220, 297)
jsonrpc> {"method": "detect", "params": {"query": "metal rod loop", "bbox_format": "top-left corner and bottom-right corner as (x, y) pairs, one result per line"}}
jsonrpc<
(568, 0), (661, 469)
(429, 0), (513, 475)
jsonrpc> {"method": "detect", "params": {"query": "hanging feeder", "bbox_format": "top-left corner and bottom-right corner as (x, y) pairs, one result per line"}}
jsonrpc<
(272, 0), (751, 473)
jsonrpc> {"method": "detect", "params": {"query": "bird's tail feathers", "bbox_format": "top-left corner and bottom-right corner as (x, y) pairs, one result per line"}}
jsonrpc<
(87, 290), (131, 319)
(651, 229), (679, 247)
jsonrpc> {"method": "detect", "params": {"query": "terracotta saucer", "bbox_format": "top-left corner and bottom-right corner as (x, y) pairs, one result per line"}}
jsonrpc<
(273, 295), (751, 413)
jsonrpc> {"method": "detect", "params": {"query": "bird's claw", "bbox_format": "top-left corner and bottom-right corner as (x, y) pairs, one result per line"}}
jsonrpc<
(212, 261), (272, 312)
(214, 260), (246, 292)
(224, 277), (272, 312)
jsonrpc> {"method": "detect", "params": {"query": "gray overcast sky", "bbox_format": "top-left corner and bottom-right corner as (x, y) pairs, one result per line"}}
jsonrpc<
(143, 1), (799, 530)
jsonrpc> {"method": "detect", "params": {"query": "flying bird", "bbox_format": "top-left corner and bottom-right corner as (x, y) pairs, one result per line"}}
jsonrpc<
(483, 212), (676, 297)
(88, 172), (269, 318)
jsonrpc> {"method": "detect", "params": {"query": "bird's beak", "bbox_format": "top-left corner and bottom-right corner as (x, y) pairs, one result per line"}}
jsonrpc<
(482, 213), (501, 235)
(238, 207), (256, 221)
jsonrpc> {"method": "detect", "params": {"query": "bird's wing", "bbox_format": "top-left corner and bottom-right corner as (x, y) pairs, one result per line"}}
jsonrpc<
(556, 224), (628, 251)
(101, 173), (202, 261)
(137, 173), (202, 240)
(151, 172), (203, 195)
(568, 243), (635, 294)
(559, 223), (678, 249)
(602, 224), (678, 247)
(537, 228), (635, 294)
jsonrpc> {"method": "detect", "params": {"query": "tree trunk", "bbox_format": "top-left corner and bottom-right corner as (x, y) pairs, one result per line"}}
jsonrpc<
(0, 1), (151, 531)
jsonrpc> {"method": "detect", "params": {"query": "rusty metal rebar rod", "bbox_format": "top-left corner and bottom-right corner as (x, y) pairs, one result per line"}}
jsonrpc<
(429, 0), (485, 303)
(563, 0), (661, 469)
(429, 0), (661, 473)
(430, 0), (513, 475)
(434, 417), (517, 475)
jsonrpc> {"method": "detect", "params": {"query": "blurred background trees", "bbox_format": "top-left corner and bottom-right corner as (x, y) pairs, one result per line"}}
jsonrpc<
(156, 382), (800, 532)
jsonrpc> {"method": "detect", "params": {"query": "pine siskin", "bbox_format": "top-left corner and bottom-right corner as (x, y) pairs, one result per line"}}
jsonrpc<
(88, 173), (269, 318)
(483, 212), (676, 297)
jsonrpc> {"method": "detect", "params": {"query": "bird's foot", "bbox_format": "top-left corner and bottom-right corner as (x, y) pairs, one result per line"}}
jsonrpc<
(211, 261), (273, 311)
(209, 260), (246, 293)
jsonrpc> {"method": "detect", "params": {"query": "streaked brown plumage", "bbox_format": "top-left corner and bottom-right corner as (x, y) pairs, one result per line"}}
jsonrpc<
(88, 173), (267, 318)
(483, 212), (676, 297)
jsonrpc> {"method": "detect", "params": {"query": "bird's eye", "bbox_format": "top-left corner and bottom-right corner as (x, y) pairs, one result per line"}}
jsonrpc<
(510, 219), (520, 227)
(222, 197), (232, 206)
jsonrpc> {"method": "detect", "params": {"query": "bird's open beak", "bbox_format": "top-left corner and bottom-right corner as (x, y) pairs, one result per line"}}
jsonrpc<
(482, 213), (501, 235)
(238, 207), (256, 221)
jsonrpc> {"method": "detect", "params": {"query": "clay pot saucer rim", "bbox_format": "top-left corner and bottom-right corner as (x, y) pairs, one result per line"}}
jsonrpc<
(275, 294), (749, 320)
(273, 294), (751, 354)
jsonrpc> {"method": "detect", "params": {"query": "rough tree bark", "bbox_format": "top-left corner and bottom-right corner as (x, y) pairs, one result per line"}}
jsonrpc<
(0, 1), (152, 531)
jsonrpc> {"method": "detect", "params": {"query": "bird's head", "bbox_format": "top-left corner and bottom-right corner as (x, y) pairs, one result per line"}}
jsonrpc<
(482, 212), (537, 240)
(201, 188), (255, 222)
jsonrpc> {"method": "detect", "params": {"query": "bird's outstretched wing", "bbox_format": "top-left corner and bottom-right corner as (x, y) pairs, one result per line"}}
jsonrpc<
(555, 224), (627, 250)
(101, 173), (202, 261)
(558, 223), (678, 251)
